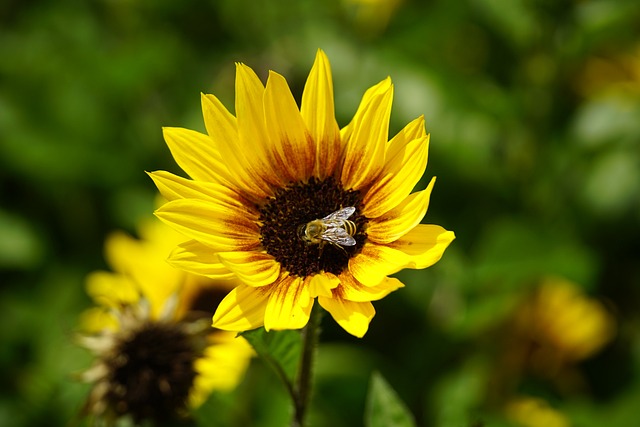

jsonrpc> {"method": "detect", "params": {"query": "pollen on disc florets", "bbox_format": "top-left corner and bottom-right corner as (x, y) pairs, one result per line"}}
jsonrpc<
(258, 177), (368, 277)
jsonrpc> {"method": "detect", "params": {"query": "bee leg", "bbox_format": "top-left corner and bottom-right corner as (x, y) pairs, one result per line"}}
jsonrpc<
(317, 241), (325, 260)
(329, 242), (349, 258)
(337, 245), (349, 257)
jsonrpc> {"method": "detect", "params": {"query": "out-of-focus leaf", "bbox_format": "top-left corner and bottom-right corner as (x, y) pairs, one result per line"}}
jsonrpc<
(566, 381), (640, 427)
(310, 343), (378, 427)
(575, 0), (640, 35)
(432, 359), (486, 427)
(473, 0), (539, 48)
(0, 210), (45, 269)
(240, 327), (302, 385)
(365, 371), (416, 427)
(571, 97), (640, 148)
(472, 218), (598, 290)
(582, 149), (640, 217)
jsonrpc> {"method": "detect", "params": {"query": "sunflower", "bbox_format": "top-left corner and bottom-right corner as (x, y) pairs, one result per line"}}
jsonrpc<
(505, 396), (570, 427)
(150, 49), (455, 338)
(512, 277), (615, 369)
(78, 218), (253, 425)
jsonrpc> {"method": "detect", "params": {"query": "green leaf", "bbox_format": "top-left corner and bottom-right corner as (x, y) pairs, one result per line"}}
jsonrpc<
(240, 327), (302, 385)
(365, 371), (416, 427)
(0, 209), (45, 269)
(432, 359), (486, 427)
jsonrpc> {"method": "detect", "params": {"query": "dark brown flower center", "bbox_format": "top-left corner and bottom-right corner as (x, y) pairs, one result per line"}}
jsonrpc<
(183, 286), (230, 322)
(258, 177), (368, 277)
(105, 322), (202, 423)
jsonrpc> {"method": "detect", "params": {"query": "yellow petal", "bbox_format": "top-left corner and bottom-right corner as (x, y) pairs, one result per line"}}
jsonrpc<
(337, 273), (404, 302)
(340, 78), (392, 143)
(533, 279), (615, 360)
(102, 221), (187, 318)
(167, 240), (236, 279)
(318, 296), (375, 338)
(86, 271), (139, 307)
(505, 397), (571, 427)
(301, 50), (342, 178)
(201, 92), (237, 145)
(103, 229), (143, 274)
(388, 224), (456, 269)
(235, 63), (285, 190)
(162, 127), (230, 184)
(264, 70), (315, 182)
(155, 199), (260, 252)
(348, 243), (408, 287)
(78, 307), (118, 333)
(217, 251), (281, 287)
(106, 219), (186, 294)
(201, 93), (271, 200)
(363, 135), (430, 218)
(264, 275), (313, 331)
(350, 224), (454, 286)
(212, 284), (270, 331)
(308, 273), (340, 298)
(148, 170), (252, 209)
(136, 217), (186, 251)
(367, 177), (436, 244)
(148, 169), (202, 202)
(189, 333), (253, 407)
(385, 115), (427, 163)
(340, 78), (393, 190)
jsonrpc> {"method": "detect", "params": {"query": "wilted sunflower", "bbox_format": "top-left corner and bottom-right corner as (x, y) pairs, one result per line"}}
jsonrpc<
(78, 218), (252, 426)
(150, 49), (455, 338)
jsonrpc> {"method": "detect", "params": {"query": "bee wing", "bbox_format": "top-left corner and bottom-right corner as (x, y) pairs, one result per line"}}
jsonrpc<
(321, 226), (357, 246)
(322, 206), (356, 221)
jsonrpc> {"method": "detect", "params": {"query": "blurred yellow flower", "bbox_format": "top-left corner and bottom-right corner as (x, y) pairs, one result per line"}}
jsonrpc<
(150, 49), (454, 338)
(576, 44), (640, 98)
(78, 218), (252, 425)
(343, 0), (404, 35)
(514, 277), (615, 370)
(505, 396), (571, 427)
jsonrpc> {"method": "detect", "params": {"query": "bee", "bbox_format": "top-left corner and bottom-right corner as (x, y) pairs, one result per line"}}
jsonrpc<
(298, 207), (357, 250)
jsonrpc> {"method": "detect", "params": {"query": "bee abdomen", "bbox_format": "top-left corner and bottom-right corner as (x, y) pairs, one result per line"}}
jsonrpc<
(342, 220), (357, 236)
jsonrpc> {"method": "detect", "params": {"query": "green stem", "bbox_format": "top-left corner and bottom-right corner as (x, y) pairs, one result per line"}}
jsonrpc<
(291, 304), (322, 427)
(265, 351), (297, 408)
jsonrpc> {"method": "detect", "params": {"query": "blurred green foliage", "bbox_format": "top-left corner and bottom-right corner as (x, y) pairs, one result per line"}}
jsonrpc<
(2, 0), (639, 426)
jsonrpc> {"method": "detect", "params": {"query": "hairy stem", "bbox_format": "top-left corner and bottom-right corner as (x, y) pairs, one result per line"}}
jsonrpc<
(291, 304), (322, 427)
